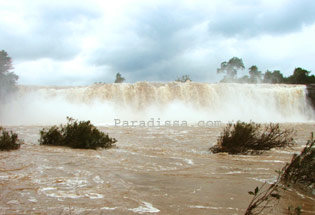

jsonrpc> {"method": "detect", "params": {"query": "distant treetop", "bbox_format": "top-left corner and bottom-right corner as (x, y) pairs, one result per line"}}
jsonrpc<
(216, 57), (315, 84)
(175, 75), (192, 83)
(114, 73), (125, 83)
(217, 57), (245, 82)
(0, 50), (18, 100)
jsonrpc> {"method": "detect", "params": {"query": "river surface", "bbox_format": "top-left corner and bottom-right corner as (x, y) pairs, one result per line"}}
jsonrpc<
(0, 123), (314, 215)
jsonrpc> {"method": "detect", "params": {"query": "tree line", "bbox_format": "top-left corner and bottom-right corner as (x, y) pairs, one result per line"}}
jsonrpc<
(217, 57), (315, 84)
(1, 50), (315, 100)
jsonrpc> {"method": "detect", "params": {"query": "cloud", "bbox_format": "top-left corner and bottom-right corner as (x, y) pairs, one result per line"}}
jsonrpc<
(91, 3), (211, 81)
(208, 0), (315, 37)
(0, 1), (100, 61)
(89, 0), (315, 83)
(15, 57), (111, 86)
(1, 0), (314, 85)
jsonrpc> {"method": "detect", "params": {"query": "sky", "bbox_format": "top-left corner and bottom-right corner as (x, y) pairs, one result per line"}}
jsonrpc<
(1, 0), (315, 85)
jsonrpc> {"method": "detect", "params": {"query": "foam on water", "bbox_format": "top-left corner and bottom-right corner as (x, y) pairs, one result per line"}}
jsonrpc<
(128, 201), (160, 214)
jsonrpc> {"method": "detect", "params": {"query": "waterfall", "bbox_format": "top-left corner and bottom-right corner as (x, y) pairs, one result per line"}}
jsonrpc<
(0, 82), (313, 125)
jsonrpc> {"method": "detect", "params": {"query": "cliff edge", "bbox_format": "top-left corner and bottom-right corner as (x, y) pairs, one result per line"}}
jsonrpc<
(306, 84), (315, 110)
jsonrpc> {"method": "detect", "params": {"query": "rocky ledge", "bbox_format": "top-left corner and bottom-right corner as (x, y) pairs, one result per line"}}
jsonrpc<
(306, 84), (315, 110)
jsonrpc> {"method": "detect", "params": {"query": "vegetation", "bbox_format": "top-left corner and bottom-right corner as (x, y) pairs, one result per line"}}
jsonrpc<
(0, 127), (21, 151)
(244, 133), (314, 215)
(263, 70), (284, 83)
(245, 168), (284, 215)
(175, 75), (192, 83)
(282, 132), (315, 192)
(217, 57), (245, 82)
(0, 50), (18, 100)
(39, 117), (117, 149)
(285, 67), (315, 84)
(217, 57), (315, 84)
(114, 73), (125, 83)
(210, 121), (294, 154)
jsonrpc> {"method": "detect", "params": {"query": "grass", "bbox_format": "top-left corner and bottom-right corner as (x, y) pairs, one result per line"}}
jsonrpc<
(39, 117), (117, 149)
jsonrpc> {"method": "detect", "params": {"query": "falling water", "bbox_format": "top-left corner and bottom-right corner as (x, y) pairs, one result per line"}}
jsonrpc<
(0, 82), (314, 214)
(0, 82), (313, 125)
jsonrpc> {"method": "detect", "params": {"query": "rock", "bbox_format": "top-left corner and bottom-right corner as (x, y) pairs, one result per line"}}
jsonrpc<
(306, 84), (315, 110)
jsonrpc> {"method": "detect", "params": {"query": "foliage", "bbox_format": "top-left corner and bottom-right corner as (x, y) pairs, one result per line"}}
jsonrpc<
(216, 57), (315, 84)
(114, 73), (125, 83)
(287, 206), (302, 215)
(238, 75), (250, 83)
(245, 134), (315, 215)
(282, 132), (315, 191)
(217, 57), (245, 82)
(245, 168), (284, 215)
(263, 70), (284, 83)
(210, 121), (294, 154)
(285, 67), (315, 84)
(0, 50), (18, 100)
(248, 65), (262, 83)
(39, 117), (117, 149)
(244, 167), (303, 215)
(0, 127), (21, 151)
(175, 75), (191, 83)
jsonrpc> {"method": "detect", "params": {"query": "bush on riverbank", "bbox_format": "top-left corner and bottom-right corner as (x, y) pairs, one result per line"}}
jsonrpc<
(0, 127), (21, 151)
(210, 121), (294, 154)
(282, 133), (315, 192)
(39, 117), (117, 149)
(245, 134), (315, 214)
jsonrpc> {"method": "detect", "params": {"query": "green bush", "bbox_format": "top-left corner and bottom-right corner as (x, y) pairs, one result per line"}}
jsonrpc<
(0, 127), (21, 151)
(210, 121), (294, 154)
(282, 133), (315, 191)
(39, 117), (117, 149)
(244, 135), (315, 215)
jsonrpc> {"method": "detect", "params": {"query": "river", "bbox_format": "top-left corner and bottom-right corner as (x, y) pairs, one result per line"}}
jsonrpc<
(0, 124), (314, 214)
(0, 83), (314, 214)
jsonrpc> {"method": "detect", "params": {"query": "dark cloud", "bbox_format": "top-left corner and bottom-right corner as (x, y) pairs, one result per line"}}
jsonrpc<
(92, 4), (207, 81)
(0, 3), (99, 61)
(2, 0), (315, 85)
(209, 0), (315, 37)
(90, 0), (315, 83)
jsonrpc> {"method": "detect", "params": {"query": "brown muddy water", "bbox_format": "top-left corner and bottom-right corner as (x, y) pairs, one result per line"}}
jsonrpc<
(0, 124), (314, 215)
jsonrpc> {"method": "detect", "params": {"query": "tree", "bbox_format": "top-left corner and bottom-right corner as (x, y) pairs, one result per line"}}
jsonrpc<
(237, 75), (250, 83)
(0, 50), (18, 100)
(286, 67), (315, 84)
(175, 75), (191, 83)
(248, 65), (262, 83)
(217, 57), (245, 82)
(114, 73), (125, 83)
(263, 70), (284, 84)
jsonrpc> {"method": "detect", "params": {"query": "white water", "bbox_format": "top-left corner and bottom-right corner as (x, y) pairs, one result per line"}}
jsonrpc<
(0, 82), (313, 125)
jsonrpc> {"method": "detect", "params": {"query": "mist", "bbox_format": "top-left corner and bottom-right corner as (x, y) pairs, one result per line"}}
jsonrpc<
(0, 82), (313, 126)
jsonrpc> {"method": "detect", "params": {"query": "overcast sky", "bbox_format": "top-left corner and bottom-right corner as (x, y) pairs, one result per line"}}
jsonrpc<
(1, 0), (315, 85)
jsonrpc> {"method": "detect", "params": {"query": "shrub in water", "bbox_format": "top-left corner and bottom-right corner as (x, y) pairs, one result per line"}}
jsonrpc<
(0, 127), (21, 151)
(210, 121), (294, 154)
(39, 117), (117, 149)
